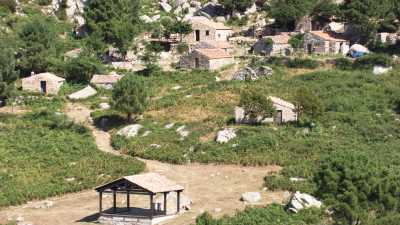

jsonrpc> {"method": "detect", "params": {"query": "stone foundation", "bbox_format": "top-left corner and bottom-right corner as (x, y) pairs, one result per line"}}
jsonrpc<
(99, 216), (152, 225)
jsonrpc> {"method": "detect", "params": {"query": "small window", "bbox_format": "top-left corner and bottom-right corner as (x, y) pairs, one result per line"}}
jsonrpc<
(206, 30), (210, 36)
(218, 34), (221, 38)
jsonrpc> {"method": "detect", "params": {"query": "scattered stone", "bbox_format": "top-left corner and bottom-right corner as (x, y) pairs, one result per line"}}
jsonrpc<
(160, 1), (172, 12)
(290, 177), (306, 182)
(185, 95), (192, 98)
(214, 208), (222, 213)
(176, 125), (190, 138)
(232, 66), (273, 81)
(65, 177), (76, 182)
(172, 85), (182, 90)
(99, 102), (110, 110)
(215, 76), (221, 82)
(150, 144), (161, 149)
(155, 192), (192, 213)
(117, 124), (143, 138)
(288, 192), (322, 213)
(68, 86), (97, 100)
(33, 200), (54, 209)
(142, 131), (152, 137)
(373, 66), (392, 75)
(241, 192), (262, 204)
(165, 123), (175, 129)
(216, 128), (237, 144)
(16, 216), (24, 222)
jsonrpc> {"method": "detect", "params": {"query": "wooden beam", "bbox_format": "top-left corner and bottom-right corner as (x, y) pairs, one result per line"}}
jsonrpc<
(163, 192), (168, 215)
(113, 190), (117, 213)
(99, 191), (103, 215)
(127, 191), (130, 212)
(177, 191), (181, 213)
(150, 194), (154, 219)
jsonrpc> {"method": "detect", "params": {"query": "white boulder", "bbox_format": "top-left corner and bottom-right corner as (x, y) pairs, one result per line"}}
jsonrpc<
(68, 86), (97, 100)
(216, 128), (237, 144)
(117, 124), (143, 138)
(241, 192), (262, 204)
(373, 66), (392, 75)
(288, 192), (322, 213)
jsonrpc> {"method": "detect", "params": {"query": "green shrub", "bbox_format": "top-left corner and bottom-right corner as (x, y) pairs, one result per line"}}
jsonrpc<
(334, 58), (353, 70)
(287, 58), (320, 69)
(176, 43), (189, 54)
(0, 0), (17, 12)
(63, 55), (105, 84)
(239, 89), (275, 122)
(353, 53), (393, 69)
(36, 0), (51, 5)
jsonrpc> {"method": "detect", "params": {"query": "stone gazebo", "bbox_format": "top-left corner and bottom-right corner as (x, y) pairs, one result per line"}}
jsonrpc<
(95, 173), (184, 225)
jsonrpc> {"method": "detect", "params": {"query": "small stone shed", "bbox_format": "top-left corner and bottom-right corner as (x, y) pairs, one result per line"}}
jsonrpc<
(95, 173), (185, 225)
(303, 31), (349, 54)
(184, 16), (233, 44)
(90, 73), (123, 90)
(21, 72), (65, 95)
(269, 96), (298, 124)
(180, 48), (234, 71)
(252, 33), (293, 56)
(192, 41), (233, 53)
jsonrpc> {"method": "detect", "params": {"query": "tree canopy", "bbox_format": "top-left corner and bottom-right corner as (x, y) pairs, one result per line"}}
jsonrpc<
(219, 0), (255, 14)
(0, 36), (18, 99)
(112, 75), (150, 122)
(84, 0), (142, 57)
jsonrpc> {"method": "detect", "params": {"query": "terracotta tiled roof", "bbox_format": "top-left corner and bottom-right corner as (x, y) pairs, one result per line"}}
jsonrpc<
(90, 73), (122, 84)
(23, 72), (65, 82)
(124, 173), (184, 193)
(269, 96), (296, 109)
(195, 48), (233, 59)
(265, 33), (292, 44)
(191, 16), (231, 30)
(310, 31), (347, 42)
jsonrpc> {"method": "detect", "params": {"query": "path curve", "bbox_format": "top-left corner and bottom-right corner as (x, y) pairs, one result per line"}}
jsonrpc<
(0, 103), (287, 225)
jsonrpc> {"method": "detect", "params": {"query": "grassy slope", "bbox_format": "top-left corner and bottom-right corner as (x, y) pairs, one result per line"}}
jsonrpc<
(106, 65), (400, 180)
(0, 111), (145, 207)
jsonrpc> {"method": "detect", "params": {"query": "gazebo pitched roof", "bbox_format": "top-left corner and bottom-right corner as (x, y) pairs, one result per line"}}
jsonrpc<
(95, 173), (184, 194)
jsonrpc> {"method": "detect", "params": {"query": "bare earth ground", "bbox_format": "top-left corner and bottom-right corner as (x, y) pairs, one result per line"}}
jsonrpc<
(0, 103), (288, 225)
(0, 106), (30, 115)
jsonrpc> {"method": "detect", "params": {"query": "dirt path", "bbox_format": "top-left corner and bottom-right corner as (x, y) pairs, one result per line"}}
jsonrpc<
(0, 103), (288, 225)
(64, 103), (121, 156)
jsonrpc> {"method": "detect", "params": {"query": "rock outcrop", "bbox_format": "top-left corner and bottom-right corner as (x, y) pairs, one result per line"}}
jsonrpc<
(288, 192), (322, 213)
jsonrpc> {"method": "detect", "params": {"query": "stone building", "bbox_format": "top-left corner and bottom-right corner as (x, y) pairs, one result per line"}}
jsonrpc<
(21, 72), (65, 95)
(252, 33), (293, 56)
(184, 16), (233, 44)
(179, 48), (234, 71)
(235, 96), (298, 125)
(192, 41), (233, 53)
(303, 31), (349, 55)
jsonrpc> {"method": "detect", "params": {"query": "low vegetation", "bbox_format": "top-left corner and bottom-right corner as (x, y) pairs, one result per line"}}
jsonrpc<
(0, 111), (144, 207)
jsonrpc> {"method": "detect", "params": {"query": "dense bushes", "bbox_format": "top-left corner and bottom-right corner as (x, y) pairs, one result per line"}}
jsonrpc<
(0, 0), (17, 12)
(62, 55), (105, 83)
(195, 204), (324, 225)
(287, 58), (320, 69)
(314, 151), (400, 225)
(239, 89), (275, 121)
(353, 54), (393, 69)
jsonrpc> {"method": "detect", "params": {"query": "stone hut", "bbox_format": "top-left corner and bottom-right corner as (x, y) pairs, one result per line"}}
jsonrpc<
(303, 31), (349, 55)
(21, 72), (65, 95)
(180, 48), (234, 71)
(192, 41), (233, 53)
(90, 73), (123, 90)
(235, 96), (297, 125)
(184, 16), (233, 44)
(252, 33), (293, 56)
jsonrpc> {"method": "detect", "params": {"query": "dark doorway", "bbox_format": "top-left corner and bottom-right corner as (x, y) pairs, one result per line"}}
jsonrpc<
(195, 58), (200, 68)
(40, 81), (47, 94)
(275, 110), (283, 124)
(307, 44), (313, 54)
(195, 30), (200, 42)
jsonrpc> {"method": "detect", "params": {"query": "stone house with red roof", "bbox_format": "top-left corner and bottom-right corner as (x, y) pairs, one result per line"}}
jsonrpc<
(252, 33), (293, 56)
(184, 17), (233, 44)
(303, 31), (349, 54)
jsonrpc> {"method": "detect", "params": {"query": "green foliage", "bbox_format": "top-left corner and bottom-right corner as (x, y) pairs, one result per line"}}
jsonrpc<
(268, 0), (317, 30)
(314, 150), (400, 225)
(0, 0), (16, 12)
(62, 55), (105, 84)
(294, 87), (324, 119)
(84, 0), (142, 56)
(334, 58), (353, 70)
(112, 74), (150, 121)
(287, 58), (320, 69)
(0, 112), (144, 207)
(195, 204), (324, 225)
(176, 43), (189, 54)
(353, 54), (393, 70)
(288, 33), (304, 50)
(16, 16), (60, 75)
(239, 89), (276, 121)
(263, 37), (273, 48)
(219, 0), (254, 14)
(0, 36), (18, 99)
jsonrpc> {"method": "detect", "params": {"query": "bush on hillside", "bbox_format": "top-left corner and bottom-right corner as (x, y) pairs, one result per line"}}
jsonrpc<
(63, 55), (105, 84)
(334, 58), (353, 70)
(353, 54), (393, 69)
(0, 0), (17, 12)
(287, 58), (320, 69)
(239, 90), (275, 121)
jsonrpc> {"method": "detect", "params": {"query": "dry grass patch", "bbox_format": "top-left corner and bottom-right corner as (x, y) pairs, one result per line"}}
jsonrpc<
(146, 106), (223, 123)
